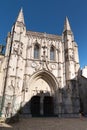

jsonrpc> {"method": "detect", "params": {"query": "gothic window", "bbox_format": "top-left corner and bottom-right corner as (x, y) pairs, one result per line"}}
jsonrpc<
(34, 44), (39, 59)
(50, 46), (55, 61)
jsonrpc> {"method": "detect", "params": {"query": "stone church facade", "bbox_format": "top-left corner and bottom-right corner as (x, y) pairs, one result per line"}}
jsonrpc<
(0, 9), (80, 117)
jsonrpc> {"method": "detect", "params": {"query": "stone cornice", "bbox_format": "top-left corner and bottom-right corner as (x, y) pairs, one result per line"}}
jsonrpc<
(26, 31), (62, 41)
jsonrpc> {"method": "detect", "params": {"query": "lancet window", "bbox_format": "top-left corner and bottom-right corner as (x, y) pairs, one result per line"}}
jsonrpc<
(34, 43), (40, 59)
(50, 46), (55, 61)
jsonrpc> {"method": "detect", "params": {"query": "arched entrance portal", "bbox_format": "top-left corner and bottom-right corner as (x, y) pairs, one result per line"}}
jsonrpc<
(28, 70), (58, 116)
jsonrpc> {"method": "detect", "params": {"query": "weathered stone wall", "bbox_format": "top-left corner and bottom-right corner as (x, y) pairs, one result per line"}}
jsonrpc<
(79, 68), (87, 115)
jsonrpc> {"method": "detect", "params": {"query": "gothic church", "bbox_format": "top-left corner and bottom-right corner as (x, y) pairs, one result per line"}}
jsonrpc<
(0, 9), (80, 117)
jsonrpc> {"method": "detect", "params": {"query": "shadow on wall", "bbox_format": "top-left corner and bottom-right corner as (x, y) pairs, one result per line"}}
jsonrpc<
(4, 71), (87, 123)
(79, 75), (87, 116)
(5, 91), (54, 123)
(22, 91), (54, 117)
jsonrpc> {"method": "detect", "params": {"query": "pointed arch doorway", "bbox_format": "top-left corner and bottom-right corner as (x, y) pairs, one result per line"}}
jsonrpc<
(28, 70), (58, 117)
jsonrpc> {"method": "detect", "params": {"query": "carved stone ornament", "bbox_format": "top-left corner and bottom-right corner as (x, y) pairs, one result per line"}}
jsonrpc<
(51, 64), (56, 69)
(31, 62), (37, 68)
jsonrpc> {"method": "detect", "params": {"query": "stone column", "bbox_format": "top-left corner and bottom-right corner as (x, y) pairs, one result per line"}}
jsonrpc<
(40, 95), (44, 116)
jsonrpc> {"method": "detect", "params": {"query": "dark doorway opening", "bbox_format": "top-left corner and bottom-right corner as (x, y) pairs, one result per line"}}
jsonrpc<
(44, 96), (54, 116)
(30, 95), (54, 117)
(30, 96), (40, 116)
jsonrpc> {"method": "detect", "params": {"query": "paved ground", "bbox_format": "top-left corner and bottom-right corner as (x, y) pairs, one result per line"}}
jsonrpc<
(0, 117), (87, 130)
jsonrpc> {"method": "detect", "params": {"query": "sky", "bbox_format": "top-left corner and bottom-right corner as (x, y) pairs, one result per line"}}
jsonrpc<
(0, 0), (87, 68)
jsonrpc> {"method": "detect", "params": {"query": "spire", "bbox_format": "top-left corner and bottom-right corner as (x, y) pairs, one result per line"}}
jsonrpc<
(64, 17), (71, 32)
(16, 8), (25, 24)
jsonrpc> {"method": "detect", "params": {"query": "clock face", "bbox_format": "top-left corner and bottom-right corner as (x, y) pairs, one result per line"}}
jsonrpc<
(31, 62), (37, 68)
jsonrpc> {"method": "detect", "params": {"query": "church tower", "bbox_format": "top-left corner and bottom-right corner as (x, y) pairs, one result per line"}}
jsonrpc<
(63, 17), (77, 80)
(1, 9), (27, 116)
(62, 17), (80, 115)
